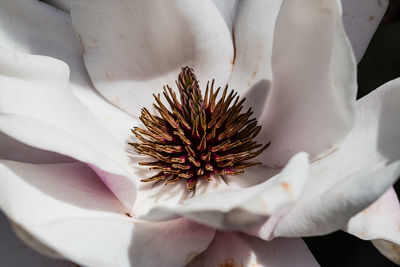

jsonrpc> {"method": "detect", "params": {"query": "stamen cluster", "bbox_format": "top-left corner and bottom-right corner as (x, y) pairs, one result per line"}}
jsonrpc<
(130, 67), (269, 190)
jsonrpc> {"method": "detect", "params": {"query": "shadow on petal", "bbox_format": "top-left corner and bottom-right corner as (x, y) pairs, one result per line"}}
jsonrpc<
(4, 162), (126, 213)
(128, 218), (215, 267)
(242, 79), (271, 119)
(377, 82), (400, 164)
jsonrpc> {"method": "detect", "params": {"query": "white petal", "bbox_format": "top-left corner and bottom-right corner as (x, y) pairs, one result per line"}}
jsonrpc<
(0, 160), (215, 267)
(211, 0), (239, 32)
(140, 153), (309, 230)
(0, 48), (136, 208)
(247, 78), (400, 240)
(188, 231), (319, 267)
(258, 0), (357, 166)
(228, 0), (282, 117)
(344, 187), (400, 264)
(69, 0), (234, 116)
(0, 212), (72, 266)
(342, 0), (389, 62)
(0, 0), (135, 144)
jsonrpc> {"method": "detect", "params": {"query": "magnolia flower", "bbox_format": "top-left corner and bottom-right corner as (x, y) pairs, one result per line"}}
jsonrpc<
(0, 0), (399, 266)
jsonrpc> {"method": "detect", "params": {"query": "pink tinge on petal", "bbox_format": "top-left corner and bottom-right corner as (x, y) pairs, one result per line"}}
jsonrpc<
(88, 163), (136, 210)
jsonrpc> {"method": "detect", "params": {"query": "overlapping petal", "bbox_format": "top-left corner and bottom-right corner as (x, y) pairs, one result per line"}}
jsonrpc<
(140, 153), (309, 230)
(258, 0), (357, 166)
(188, 231), (319, 267)
(0, 0), (135, 144)
(211, 0), (239, 33)
(228, 0), (282, 118)
(228, 0), (388, 119)
(344, 187), (400, 264)
(0, 48), (136, 208)
(0, 131), (75, 164)
(247, 78), (400, 240)
(69, 0), (234, 117)
(0, 160), (215, 267)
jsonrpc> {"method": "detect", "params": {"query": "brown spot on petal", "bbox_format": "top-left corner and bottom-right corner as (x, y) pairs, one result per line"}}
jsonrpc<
(125, 212), (133, 218)
(105, 70), (115, 81)
(281, 182), (291, 192)
(119, 33), (125, 41)
(369, 16), (375, 21)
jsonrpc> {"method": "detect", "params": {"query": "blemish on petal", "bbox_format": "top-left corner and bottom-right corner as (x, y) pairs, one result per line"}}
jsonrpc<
(119, 33), (125, 41)
(105, 70), (116, 81)
(125, 212), (133, 218)
(281, 182), (291, 193)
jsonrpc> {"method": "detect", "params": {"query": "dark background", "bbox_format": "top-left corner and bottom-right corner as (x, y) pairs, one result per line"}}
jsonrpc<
(304, 2), (400, 266)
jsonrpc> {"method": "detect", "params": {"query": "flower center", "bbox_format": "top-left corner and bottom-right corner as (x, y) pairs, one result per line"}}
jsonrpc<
(130, 67), (269, 191)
